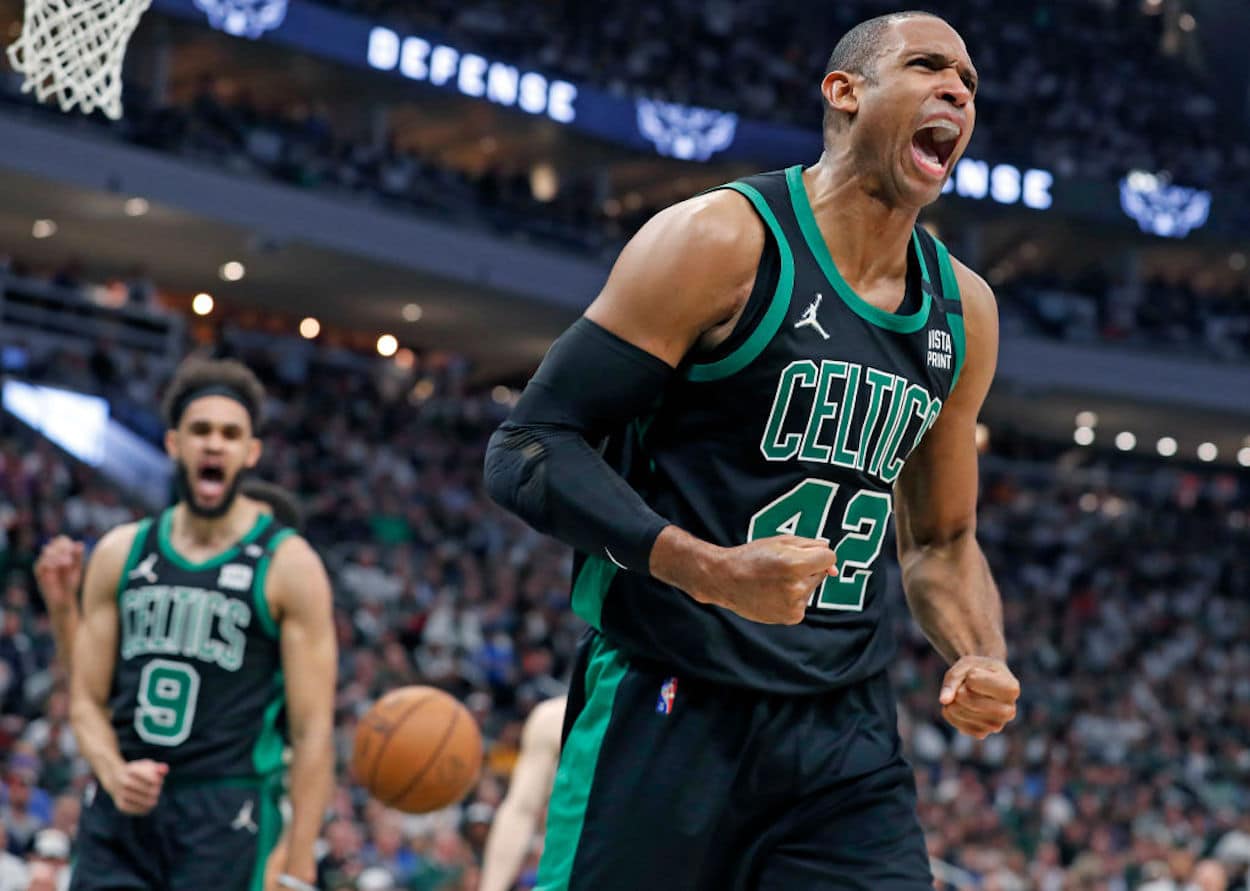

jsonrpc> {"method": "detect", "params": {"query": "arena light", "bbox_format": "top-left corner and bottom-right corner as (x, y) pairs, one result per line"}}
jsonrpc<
(491, 386), (511, 405)
(376, 334), (399, 357)
(192, 292), (215, 316)
(394, 348), (415, 369)
(1197, 442), (1218, 462)
(1075, 410), (1098, 428)
(530, 163), (559, 202)
(32, 219), (57, 239)
(1156, 436), (1178, 457)
(219, 261), (246, 282)
(1230, 252), (1247, 272)
(1178, 13), (1196, 31)
(123, 197), (149, 217)
(1074, 426), (1095, 446)
(412, 378), (435, 401)
(402, 303), (423, 323)
(1114, 431), (1136, 451)
(299, 317), (320, 339)
(1239, 447), (1250, 468)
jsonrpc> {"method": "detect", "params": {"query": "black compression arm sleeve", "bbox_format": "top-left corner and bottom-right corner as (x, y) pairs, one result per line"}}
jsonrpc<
(484, 318), (675, 572)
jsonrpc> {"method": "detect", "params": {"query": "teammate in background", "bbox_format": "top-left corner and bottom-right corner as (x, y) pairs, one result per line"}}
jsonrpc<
(480, 697), (567, 891)
(487, 11), (1018, 889)
(35, 477), (305, 674)
(45, 359), (335, 891)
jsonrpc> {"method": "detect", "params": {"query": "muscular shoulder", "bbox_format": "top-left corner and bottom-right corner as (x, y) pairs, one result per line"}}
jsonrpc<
(91, 522), (145, 571)
(587, 189), (766, 365)
(949, 257), (999, 341)
(267, 534), (331, 618)
(937, 255), (1000, 409)
(81, 521), (144, 603)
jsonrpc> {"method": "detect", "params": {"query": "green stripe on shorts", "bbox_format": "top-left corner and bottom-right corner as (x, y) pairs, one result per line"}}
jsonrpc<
(249, 774), (284, 891)
(535, 636), (629, 891)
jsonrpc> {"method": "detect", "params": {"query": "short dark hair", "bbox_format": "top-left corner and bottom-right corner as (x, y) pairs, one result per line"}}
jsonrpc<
(161, 358), (265, 432)
(240, 478), (304, 532)
(822, 11), (944, 130)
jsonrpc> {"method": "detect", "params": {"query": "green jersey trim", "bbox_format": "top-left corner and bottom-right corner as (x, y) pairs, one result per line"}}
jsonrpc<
(786, 165), (931, 334)
(570, 556), (617, 631)
(157, 508), (273, 572)
(686, 181), (796, 383)
(930, 235), (967, 391)
(251, 674), (287, 776)
(252, 528), (296, 640)
(535, 635), (628, 891)
(115, 518), (153, 601)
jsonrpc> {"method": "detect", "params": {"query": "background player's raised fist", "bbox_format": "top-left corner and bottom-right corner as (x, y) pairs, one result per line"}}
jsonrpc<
(104, 759), (170, 815)
(661, 533), (837, 625)
(33, 536), (85, 615)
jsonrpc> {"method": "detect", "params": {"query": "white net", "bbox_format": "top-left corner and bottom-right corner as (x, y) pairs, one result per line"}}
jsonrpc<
(6, 0), (153, 121)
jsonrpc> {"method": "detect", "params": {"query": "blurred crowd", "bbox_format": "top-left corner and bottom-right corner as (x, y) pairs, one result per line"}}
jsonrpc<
(1, 303), (1249, 890)
(322, 0), (1247, 188)
(997, 267), (1250, 362)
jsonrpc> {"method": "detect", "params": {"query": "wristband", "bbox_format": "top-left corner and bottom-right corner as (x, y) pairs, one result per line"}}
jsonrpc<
(277, 875), (317, 891)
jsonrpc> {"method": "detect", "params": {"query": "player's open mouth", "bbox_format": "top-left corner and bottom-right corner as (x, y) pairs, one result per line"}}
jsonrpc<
(911, 119), (960, 179)
(196, 464), (226, 500)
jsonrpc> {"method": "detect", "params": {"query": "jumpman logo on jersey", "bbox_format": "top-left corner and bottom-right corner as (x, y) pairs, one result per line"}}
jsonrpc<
(127, 553), (159, 584)
(795, 293), (830, 340)
(230, 799), (258, 833)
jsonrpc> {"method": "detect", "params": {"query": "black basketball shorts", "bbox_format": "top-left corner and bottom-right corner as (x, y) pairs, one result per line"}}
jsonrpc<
(70, 774), (283, 891)
(537, 630), (932, 891)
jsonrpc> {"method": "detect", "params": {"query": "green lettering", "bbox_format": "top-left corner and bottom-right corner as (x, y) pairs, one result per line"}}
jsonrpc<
(880, 384), (931, 484)
(217, 600), (251, 671)
(196, 593), (227, 665)
(830, 363), (862, 469)
(868, 375), (910, 478)
(856, 369), (896, 471)
(760, 360), (818, 462)
(798, 361), (848, 463)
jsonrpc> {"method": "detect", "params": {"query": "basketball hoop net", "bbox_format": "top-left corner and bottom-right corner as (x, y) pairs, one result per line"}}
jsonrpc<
(6, 0), (152, 121)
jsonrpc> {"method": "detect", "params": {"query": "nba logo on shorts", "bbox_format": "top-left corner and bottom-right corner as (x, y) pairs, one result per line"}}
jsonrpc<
(656, 677), (678, 715)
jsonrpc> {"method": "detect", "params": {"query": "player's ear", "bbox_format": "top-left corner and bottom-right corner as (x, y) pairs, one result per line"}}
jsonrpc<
(164, 428), (178, 460)
(822, 70), (860, 119)
(245, 437), (262, 469)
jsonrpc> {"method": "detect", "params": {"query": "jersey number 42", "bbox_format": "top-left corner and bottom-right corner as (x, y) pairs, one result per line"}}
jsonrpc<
(748, 479), (890, 612)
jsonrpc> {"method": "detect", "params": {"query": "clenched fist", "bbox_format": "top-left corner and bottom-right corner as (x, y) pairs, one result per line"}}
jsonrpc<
(938, 656), (1020, 739)
(34, 536), (84, 617)
(104, 759), (169, 815)
(687, 535), (838, 625)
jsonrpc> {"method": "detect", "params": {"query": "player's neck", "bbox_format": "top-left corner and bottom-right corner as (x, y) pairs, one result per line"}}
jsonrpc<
(803, 153), (918, 285)
(172, 497), (261, 550)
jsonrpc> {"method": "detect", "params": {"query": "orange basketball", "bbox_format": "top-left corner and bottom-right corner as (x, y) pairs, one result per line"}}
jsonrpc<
(351, 686), (483, 813)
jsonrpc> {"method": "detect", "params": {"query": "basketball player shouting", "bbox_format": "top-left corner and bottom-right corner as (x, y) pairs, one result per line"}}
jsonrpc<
(40, 359), (335, 891)
(487, 12), (1018, 890)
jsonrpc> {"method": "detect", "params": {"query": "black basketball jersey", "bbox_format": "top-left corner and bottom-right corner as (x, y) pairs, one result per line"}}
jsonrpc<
(575, 165), (966, 694)
(109, 508), (292, 779)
